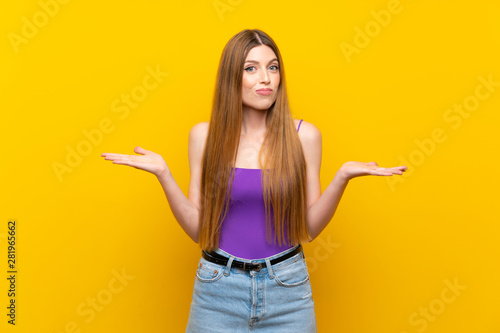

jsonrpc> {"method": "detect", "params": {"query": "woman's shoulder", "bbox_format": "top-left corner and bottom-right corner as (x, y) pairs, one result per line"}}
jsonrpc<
(294, 118), (321, 141)
(188, 122), (210, 153)
(191, 121), (210, 130)
(294, 119), (322, 175)
(189, 121), (210, 137)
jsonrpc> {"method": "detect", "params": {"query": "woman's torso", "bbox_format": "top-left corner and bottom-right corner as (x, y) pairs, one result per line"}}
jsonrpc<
(217, 119), (304, 259)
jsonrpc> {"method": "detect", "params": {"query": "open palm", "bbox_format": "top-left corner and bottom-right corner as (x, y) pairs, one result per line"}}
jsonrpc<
(101, 146), (169, 177)
(338, 161), (407, 182)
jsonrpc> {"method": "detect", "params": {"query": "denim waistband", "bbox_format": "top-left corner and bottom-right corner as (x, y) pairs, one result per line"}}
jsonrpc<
(211, 244), (302, 264)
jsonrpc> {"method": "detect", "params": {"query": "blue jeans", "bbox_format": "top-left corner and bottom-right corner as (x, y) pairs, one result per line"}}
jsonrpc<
(185, 244), (317, 332)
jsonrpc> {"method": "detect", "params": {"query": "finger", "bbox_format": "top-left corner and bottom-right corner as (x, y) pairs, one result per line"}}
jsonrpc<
(374, 171), (394, 176)
(112, 158), (135, 167)
(113, 159), (151, 172)
(362, 167), (387, 176)
(102, 153), (124, 157)
(370, 171), (393, 176)
(366, 161), (378, 166)
(102, 153), (125, 158)
(387, 166), (407, 173)
(374, 167), (396, 176)
(389, 168), (406, 175)
(102, 153), (130, 160)
(134, 146), (148, 155)
(374, 166), (407, 173)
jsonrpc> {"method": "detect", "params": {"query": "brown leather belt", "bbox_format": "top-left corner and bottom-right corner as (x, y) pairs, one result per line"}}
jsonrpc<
(201, 244), (303, 271)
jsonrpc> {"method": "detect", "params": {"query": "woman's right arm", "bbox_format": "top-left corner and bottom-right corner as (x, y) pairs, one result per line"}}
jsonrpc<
(155, 122), (208, 244)
(156, 168), (200, 244)
(101, 122), (208, 244)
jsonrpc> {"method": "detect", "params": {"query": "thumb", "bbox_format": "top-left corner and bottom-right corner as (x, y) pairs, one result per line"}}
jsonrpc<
(366, 161), (378, 166)
(134, 146), (148, 155)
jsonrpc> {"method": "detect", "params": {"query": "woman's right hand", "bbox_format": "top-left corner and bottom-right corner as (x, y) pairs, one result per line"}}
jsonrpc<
(101, 146), (169, 178)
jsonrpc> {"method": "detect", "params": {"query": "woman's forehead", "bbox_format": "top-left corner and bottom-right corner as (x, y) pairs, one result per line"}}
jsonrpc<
(245, 45), (277, 62)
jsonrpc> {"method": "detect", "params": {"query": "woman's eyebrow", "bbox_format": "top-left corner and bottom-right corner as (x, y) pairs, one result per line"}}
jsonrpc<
(244, 58), (278, 64)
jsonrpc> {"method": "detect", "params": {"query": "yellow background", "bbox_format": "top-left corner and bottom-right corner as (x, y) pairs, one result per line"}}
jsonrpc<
(1, 0), (499, 332)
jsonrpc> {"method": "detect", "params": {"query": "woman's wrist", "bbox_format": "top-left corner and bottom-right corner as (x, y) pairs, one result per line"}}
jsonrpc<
(156, 167), (171, 182)
(334, 166), (351, 185)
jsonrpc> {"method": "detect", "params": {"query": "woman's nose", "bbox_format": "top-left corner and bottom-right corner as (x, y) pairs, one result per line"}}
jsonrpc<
(259, 70), (271, 83)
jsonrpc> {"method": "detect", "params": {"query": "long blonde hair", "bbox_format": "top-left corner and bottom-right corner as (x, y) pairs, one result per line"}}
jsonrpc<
(198, 29), (311, 252)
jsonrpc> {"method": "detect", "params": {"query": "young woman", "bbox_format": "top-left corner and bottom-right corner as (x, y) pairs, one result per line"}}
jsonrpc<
(101, 29), (407, 332)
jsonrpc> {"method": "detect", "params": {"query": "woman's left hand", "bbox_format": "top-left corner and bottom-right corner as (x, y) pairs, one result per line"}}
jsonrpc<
(337, 161), (407, 182)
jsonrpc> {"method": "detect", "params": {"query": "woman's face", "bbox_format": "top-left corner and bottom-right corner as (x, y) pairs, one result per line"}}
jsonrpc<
(241, 45), (280, 113)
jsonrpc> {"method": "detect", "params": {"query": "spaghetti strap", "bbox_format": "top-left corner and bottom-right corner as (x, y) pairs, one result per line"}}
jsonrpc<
(297, 119), (303, 133)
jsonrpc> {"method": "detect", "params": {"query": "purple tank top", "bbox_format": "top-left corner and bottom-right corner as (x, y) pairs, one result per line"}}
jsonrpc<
(218, 119), (304, 259)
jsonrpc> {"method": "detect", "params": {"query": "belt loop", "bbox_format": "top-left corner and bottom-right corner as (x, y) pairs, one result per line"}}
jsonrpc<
(224, 255), (234, 276)
(265, 257), (274, 279)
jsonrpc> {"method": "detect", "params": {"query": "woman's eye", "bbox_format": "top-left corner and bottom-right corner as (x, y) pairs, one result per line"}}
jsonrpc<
(244, 65), (279, 72)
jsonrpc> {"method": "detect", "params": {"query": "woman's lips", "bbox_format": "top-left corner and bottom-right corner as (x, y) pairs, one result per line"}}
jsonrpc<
(256, 89), (273, 96)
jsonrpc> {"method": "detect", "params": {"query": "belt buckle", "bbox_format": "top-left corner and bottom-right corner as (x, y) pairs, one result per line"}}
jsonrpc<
(245, 262), (262, 271)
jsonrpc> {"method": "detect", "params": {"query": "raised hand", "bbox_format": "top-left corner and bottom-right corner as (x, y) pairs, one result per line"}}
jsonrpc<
(101, 146), (169, 178)
(337, 161), (407, 182)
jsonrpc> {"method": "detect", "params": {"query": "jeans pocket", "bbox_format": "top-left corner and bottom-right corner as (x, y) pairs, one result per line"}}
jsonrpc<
(195, 258), (225, 283)
(272, 253), (310, 287)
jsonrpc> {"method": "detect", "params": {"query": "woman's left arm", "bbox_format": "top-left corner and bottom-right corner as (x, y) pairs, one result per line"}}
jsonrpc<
(299, 122), (407, 241)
